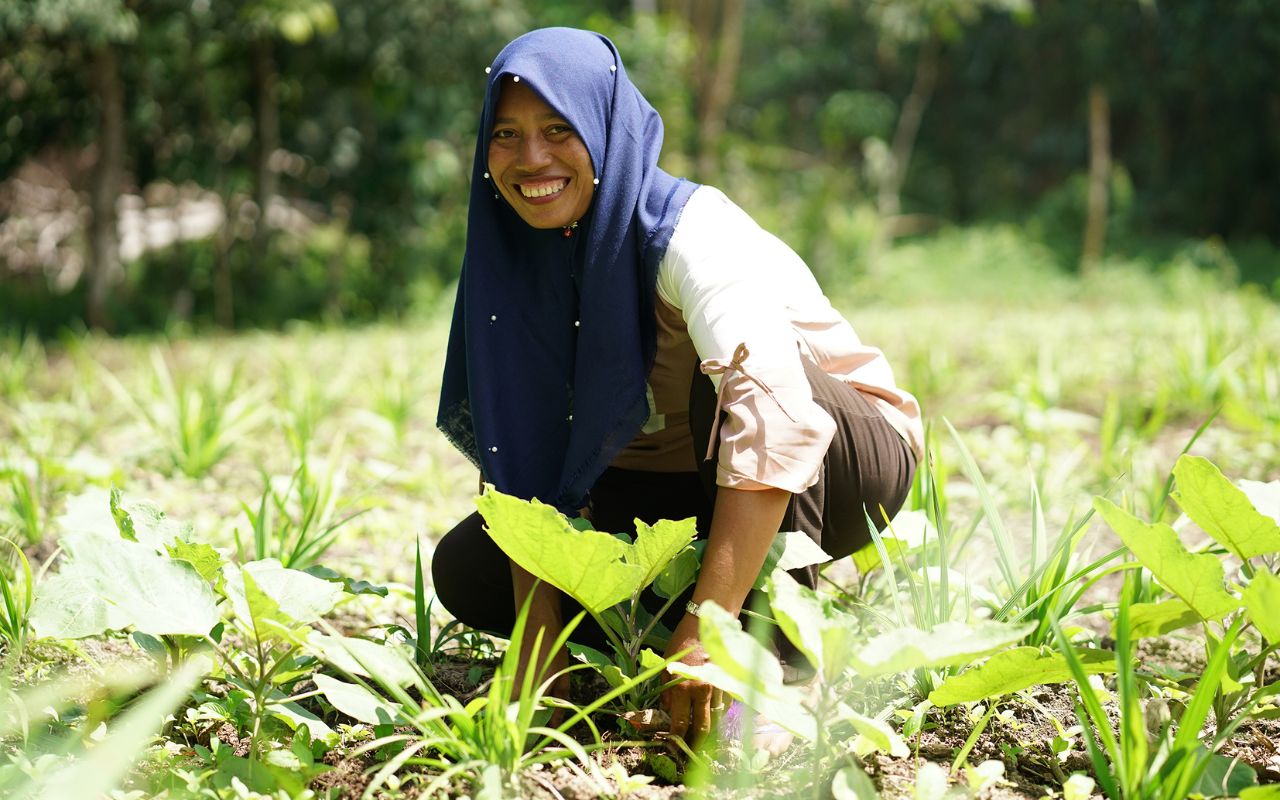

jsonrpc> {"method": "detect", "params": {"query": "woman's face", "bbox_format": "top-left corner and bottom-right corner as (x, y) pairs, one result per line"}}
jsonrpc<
(487, 80), (595, 230)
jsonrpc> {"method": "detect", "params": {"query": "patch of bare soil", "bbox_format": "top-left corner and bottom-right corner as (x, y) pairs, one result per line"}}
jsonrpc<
(1220, 719), (1280, 784)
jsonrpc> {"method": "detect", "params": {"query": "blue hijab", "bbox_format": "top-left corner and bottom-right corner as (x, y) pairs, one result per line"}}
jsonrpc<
(437, 28), (699, 513)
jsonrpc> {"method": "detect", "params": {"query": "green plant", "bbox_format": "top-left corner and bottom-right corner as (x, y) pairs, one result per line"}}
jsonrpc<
(0, 538), (35, 657)
(101, 348), (268, 478)
(945, 421), (1129, 648)
(1052, 571), (1260, 800)
(474, 486), (702, 709)
(28, 490), (354, 792)
(235, 439), (367, 570)
(0, 656), (208, 800)
(1097, 456), (1280, 724)
(312, 595), (662, 799)
(5, 472), (43, 547)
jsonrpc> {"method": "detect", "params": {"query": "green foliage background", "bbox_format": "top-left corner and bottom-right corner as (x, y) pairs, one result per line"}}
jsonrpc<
(1, 0), (1278, 333)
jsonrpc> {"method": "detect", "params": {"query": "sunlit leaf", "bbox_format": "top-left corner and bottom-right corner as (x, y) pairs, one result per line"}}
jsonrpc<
(313, 674), (401, 725)
(1126, 598), (1203, 639)
(769, 569), (858, 683)
(31, 532), (218, 639)
(167, 539), (225, 584)
(307, 632), (420, 688)
(626, 518), (698, 590)
(840, 705), (909, 757)
(928, 646), (1114, 706)
(1172, 456), (1280, 560)
(849, 620), (1034, 678)
(476, 488), (643, 612)
(1094, 497), (1238, 620)
(1242, 570), (1280, 643)
(223, 559), (343, 643)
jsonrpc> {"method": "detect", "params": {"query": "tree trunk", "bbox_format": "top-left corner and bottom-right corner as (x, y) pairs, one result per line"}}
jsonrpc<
(1081, 84), (1111, 273)
(251, 36), (279, 249)
(695, 0), (745, 180)
(87, 42), (125, 331)
(869, 34), (941, 274)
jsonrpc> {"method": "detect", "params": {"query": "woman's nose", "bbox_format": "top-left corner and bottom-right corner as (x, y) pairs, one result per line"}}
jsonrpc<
(517, 135), (552, 170)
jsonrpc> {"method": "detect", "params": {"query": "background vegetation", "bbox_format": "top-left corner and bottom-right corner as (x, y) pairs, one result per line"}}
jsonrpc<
(2, 0), (1278, 333)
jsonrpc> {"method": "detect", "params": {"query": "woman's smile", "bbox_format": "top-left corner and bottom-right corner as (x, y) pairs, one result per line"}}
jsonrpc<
(488, 79), (595, 229)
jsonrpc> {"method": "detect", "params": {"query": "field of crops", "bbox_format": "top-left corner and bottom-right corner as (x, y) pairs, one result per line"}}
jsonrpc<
(2, 262), (1280, 799)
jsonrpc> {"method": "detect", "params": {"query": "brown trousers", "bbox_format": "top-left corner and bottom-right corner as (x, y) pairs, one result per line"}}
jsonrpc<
(432, 358), (916, 671)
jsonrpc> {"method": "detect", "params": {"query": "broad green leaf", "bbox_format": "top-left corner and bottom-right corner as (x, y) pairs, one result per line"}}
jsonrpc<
(928, 646), (1114, 706)
(266, 697), (338, 746)
(30, 567), (130, 639)
(840, 705), (909, 757)
(223, 559), (343, 643)
(1242, 569), (1280, 643)
(307, 632), (420, 688)
(31, 532), (218, 638)
(313, 674), (401, 725)
(654, 545), (703, 599)
(167, 540), (225, 584)
(774, 531), (832, 572)
(1191, 750), (1258, 798)
(668, 601), (815, 740)
(1241, 786), (1280, 799)
(54, 487), (118, 537)
(753, 530), (832, 591)
(477, 489), (642, 612)
(1126, 598), (1202, 639)
(769, 569), (858, 683)
(1172, 456), (1280, 560)
(111, 491), (193, 551)
(627, 518), (698, 590)
(638, 648), (666, 673)
(849, 620), (1035, 678)
(1094, 497), (1238, 620)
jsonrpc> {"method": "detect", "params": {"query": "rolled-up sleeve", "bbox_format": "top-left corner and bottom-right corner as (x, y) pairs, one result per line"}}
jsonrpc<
(659, 190), (835, 493)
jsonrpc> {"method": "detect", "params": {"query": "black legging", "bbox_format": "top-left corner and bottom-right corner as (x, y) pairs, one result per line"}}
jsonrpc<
(431, 359), (916, 670)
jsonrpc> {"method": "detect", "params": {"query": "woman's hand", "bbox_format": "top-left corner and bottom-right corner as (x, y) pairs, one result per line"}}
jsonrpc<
(660, 612), (724, 744)
(659, 486), (790, 746)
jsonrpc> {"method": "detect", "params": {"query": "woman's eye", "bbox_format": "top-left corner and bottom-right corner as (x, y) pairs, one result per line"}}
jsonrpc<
(492, 129), (516, 140)
(547, 124), (572, 135)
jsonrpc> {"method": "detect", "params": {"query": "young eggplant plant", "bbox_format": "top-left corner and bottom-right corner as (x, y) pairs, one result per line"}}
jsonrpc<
(474, 486), (831, 712)
(1094, 455), (1280, 734)
(1051, 570), (1261, 800)
(307, 595), (666, 800)
(474, 486), (699, 710)
(27, 489), (358, 793)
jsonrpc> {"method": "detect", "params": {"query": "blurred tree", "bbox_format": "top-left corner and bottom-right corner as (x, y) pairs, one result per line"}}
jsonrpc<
(0, 0), (137, 330)
(861, 0), (1031, 272)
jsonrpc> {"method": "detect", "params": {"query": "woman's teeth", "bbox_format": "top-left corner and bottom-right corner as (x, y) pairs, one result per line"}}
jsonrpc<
(520, 179), (567, 198)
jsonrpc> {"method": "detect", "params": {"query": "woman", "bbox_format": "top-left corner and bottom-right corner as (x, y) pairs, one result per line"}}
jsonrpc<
(433, 27), (922, 749)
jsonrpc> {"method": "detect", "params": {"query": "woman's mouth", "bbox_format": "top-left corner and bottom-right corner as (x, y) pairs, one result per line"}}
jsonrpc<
(518, 178), (568, 200)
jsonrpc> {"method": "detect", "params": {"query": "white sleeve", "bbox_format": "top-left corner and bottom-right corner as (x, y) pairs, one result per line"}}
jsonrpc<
(658, 188), (835, 493)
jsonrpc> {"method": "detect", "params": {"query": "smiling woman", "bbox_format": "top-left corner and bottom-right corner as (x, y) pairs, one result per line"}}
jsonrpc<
(432, 26), (922, 753)
(487, 80), (595, 231)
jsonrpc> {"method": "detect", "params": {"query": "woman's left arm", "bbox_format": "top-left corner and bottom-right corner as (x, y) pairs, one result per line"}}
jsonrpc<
(661, 484), (791, 742)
